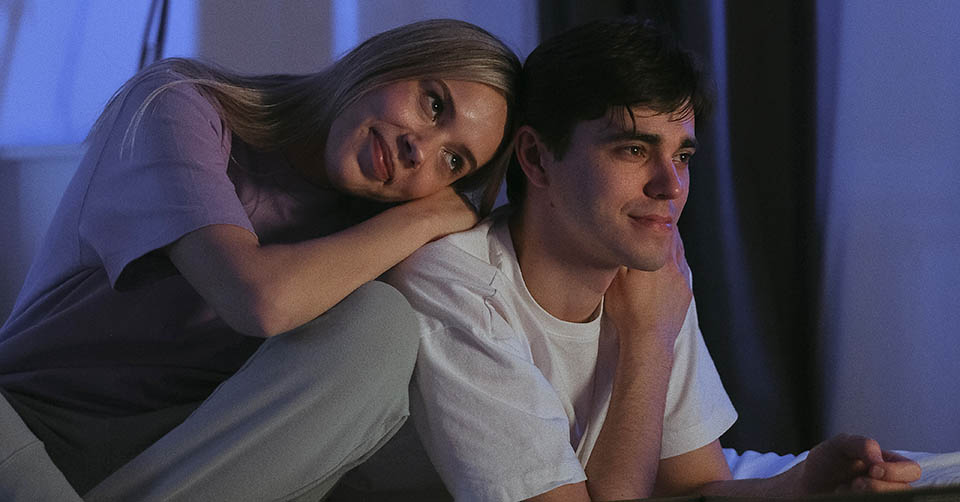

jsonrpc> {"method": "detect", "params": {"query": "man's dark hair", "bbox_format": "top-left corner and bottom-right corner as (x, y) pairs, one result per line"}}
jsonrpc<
(506, 17), (713, 205)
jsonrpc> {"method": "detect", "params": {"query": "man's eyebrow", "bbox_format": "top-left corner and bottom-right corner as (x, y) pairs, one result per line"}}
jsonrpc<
(602, 130), (699, 150)
(438, 79), (479, 172)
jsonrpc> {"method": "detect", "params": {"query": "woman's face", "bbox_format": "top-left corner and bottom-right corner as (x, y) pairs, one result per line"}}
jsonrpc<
(322, 79), (508, 201)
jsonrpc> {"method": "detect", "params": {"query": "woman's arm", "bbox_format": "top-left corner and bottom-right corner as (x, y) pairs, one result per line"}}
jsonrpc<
(166, 187), (476, 337)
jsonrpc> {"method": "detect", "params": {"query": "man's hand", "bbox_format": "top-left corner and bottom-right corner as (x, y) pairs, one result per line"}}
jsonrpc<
(603, 228), (692, 351)
(582, 230), (692, 500)
(791, 434), (922, 494)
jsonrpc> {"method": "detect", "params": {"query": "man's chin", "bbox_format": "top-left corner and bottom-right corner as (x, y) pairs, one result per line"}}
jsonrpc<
(622, 250), (672, 272)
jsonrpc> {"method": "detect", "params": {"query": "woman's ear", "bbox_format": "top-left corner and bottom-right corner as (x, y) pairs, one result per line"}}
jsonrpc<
(514, 125), (551, 189)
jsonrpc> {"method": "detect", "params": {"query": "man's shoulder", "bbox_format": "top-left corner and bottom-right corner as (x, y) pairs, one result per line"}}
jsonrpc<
(384, 209), (515, 332)
(390, 209), (510, 288)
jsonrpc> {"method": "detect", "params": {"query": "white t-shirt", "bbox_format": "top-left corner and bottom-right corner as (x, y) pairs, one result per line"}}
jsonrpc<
(384, 208), (737, 502)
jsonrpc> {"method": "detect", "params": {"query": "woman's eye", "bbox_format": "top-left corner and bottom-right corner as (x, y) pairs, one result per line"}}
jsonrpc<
(442, 150), (464, 174)
(427, 92), (444, 122)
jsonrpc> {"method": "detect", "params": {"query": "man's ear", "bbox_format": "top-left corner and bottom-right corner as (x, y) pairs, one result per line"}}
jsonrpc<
(514, 125), (551, 189)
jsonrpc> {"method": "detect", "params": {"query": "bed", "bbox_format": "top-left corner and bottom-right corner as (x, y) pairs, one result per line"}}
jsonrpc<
(724, 448), (960, 487)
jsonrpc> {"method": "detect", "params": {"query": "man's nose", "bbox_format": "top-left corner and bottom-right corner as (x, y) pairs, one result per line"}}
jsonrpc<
(643, 156), (684, 200)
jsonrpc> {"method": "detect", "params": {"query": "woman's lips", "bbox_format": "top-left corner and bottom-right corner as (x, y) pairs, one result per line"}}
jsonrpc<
(369, 129), (395, 182)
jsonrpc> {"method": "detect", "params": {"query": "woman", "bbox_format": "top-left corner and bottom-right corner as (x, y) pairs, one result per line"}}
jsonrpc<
(0, 19), (519, 501)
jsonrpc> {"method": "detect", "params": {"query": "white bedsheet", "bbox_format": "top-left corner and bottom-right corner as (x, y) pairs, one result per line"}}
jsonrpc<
(724, 448), (960, 487)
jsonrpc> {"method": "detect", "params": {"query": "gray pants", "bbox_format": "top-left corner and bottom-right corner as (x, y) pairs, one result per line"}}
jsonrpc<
(1, 281), (420, 502)
(0, 391), (81, 501)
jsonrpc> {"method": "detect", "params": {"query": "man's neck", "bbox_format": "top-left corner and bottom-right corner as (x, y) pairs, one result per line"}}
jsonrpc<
(508, 208), (619, 324)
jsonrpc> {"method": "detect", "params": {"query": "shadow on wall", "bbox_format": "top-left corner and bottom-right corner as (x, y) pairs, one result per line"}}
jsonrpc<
(0, 146), (83, 324)
(197, 0), (333, 74)
(0, 1), (27, 324)
(0, 164), (22, 324)
(0, 0), (24, 118)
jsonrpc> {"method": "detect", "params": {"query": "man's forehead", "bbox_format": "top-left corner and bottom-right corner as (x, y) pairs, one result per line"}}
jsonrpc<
(605, 104), (695, 128)
(582, 105), (696, 141)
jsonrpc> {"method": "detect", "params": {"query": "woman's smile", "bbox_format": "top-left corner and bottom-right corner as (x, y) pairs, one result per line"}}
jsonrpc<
(368, 128), (395, 183)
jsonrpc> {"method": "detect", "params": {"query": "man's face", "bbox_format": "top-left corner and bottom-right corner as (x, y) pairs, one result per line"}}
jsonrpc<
(538, 107), (696, 271)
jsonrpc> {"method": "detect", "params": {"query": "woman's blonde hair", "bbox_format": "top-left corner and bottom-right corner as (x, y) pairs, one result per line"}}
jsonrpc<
(94, 19), (520, 214)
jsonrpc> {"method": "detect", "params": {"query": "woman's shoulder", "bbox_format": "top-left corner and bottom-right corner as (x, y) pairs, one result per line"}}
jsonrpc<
(87, 63), (228, 153)
(123, 64), (220, 118)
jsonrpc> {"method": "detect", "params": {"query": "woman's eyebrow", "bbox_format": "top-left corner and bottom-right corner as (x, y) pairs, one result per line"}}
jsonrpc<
(455, 142), (478, 172)
(437, 79), (455, 118)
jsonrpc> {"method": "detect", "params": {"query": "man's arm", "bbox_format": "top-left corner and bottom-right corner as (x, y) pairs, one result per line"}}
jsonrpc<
(653, 440), (732, 497)
(586, 229), (693, 500)
(653, 435), (920, 497)
(528, 231), (694, 501)
(526, 330), (677, 502)
(581, 319), (676, 500)
(529, 435), (921, 501)
(697, 434), (921, 497)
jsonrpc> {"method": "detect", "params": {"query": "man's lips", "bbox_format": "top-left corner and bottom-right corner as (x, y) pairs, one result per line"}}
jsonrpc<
(628, 214), (675, 231)
(369, 129), (395, 183)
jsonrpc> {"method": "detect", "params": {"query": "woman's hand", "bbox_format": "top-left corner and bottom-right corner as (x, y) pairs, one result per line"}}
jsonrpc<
(406, 186), (480, 240)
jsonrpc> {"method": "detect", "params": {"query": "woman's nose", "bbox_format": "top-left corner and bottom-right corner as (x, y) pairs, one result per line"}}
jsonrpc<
(400, 134), (425, 168)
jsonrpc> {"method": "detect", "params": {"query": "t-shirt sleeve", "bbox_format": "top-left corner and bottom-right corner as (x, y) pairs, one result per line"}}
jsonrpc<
(387, 250), (585, 502)
(411, 321), (587, 502)
(78, 74), (255, 289)
(660, 295), (738, 458)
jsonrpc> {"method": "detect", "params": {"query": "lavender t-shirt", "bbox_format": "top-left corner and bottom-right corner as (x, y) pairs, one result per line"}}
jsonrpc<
(0, 71), (366, 485)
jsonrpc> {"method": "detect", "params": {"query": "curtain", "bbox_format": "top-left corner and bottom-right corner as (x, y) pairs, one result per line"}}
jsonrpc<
(538, 0), (823, 454)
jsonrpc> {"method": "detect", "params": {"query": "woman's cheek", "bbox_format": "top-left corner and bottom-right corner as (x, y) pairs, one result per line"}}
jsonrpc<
(408, 174), (446, 200)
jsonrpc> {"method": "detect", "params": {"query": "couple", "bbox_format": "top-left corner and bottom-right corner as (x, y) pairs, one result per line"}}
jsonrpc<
(0, 17), (918, 501)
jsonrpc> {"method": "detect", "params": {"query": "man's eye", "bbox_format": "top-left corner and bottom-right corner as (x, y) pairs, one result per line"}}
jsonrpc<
(443, 150), (464, 174)
(675, 152), (695, 166)
(626, 145), (644, 156)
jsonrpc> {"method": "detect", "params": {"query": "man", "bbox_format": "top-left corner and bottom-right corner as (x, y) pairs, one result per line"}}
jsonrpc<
(383, 18), (921, 501)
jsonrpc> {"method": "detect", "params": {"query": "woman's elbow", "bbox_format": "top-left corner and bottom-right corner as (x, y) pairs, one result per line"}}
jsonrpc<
(217, 283), (304, 338)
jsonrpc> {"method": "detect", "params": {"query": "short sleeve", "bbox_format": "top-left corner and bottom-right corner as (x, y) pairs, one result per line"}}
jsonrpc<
(660, 296), (738, 458)
(79, 74), (255, 289)
(411, 317), (586, 502)
(387, 244), (585, 502)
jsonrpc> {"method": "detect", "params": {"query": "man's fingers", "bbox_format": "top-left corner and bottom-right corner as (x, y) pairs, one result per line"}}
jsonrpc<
(832, 438), (921, 483)
(882, 450), (913, 463)
(834, 434), (884, 465)
(869, 460), (922, 483)
(671, 230), (691, 283)
(850, 476), (915, 493)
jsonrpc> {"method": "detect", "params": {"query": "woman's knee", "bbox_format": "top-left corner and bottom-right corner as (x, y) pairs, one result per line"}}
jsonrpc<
(266, 281), (420, 386)
(327, 281), (419, 356)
